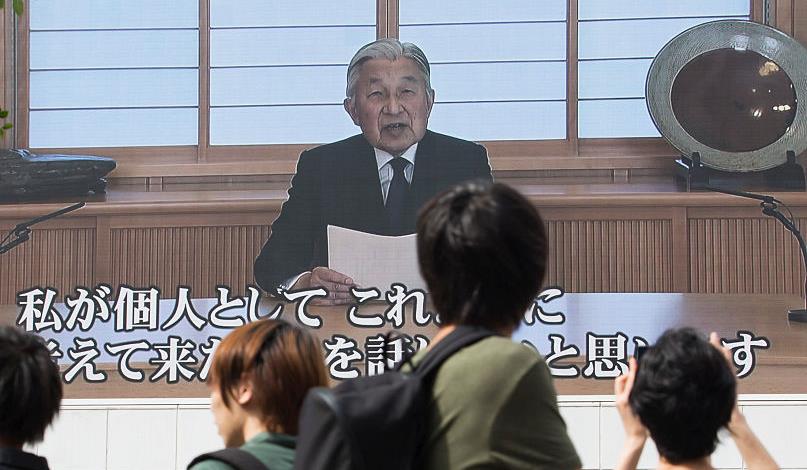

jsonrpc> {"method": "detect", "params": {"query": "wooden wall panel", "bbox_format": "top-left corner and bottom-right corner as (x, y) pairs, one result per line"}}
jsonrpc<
(0, 228), (95, 304)
(544, 219), (674, 292)
(109, 225), (270, 298)
(775, 0), (795, 35)
(4, 194), (807, 300)
(0, 7), (11, 147)
(794, 0), (807, 46)
(689, 217), (806, 295)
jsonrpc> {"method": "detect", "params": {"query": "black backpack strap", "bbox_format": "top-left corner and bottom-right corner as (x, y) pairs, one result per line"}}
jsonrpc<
(187, 448), (269, 470)
(411, 325), (495, 378)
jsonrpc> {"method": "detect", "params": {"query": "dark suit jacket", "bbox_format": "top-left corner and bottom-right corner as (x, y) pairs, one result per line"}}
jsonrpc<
(254, 130), (492, 292)
(0, 448), (50, 470)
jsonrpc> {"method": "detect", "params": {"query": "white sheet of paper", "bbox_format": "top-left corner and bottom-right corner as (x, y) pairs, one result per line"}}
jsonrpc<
(327, 225), (426, 291)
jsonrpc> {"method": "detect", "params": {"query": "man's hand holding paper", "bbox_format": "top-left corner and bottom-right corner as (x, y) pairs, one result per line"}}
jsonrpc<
(292, 267), (357, 305)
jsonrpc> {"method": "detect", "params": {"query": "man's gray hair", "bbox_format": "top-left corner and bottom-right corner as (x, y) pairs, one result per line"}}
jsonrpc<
(345, 38), (433, 99)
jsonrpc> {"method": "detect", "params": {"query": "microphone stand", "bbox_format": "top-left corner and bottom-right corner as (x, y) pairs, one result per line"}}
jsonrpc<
(0, 202), (86, 255)
(705, 186), (807, 323)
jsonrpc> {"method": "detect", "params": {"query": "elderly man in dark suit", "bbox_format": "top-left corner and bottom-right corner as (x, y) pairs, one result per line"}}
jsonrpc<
(254, 38), (492, 304)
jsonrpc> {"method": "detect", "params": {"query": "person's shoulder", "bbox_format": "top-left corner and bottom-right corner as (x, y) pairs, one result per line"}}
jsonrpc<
(188, 458), (236, 470)
(293, 134), (368, 175)
(472, 336), (545, 366)
(420, 131), (489, 178)
(188, 438), (294, 470)
(0, 449), (51, 470)
(302, 134), (368, 158)
(422, 130), (485, 152)
(442, 336), (545, 382)
(243, 433), (295, 469)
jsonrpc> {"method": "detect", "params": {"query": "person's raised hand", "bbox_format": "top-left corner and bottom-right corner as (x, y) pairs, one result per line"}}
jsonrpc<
(710, 332), (779, 470)
(294, 267), (357, 305)
(614, 357), (648, 470)
(709, 331), (734, 367)
(615, 357), (648, 441)
(709, 332), (744, 432)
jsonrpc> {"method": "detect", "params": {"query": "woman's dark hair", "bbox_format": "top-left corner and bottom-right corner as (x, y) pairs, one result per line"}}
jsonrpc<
(417, 181), (547, 332)
(209, 319), (327, 435)
(0, 326), (63, 445)
(629, 327), (736, 463)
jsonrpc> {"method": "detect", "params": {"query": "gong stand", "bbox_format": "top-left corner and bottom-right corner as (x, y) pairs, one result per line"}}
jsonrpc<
(677, 151), (806, 191)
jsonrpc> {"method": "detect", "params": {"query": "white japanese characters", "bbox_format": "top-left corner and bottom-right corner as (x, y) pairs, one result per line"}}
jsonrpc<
(15, 285), (770, 383)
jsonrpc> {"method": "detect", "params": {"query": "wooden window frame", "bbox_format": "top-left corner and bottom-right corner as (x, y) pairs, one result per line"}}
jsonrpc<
(7, 0), (765, 178)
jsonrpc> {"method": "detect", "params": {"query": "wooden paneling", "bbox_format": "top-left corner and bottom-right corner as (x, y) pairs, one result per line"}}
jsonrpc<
(752, 0), (765, 22)
(794, 0), (807, 46)
(1, 6), (13, 147)
(772, 0), (807, 48)
(13, 4), (28, 149)
(0, 227), (94, 304)
(39, 141), (678, 178)
(378, 0), (397, 38)
(94, 216), (112, 285)
(566, 0), (579, 153)
(3, 182), (807, 299)
(689, 217), (806, 295)
(197, 0), (210, 163)
(775, 0), (795, 35)
(544, 218), (674, 292)
(109, 225), (269, 298)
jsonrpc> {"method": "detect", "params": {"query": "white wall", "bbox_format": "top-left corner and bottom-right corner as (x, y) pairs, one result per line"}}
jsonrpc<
(559, 395), (807, 470)
(30, 395), (807, 470)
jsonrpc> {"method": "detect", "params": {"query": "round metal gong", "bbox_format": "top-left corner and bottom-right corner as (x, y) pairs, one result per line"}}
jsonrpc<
(646, 20), (807, 172)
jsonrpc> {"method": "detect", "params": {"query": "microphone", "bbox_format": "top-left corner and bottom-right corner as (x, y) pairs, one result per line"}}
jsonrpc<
(0, 202), (86, 254)
(703, 185), (776, 204)
(12, 201), (85, 232)
(704, 186), (807, 323)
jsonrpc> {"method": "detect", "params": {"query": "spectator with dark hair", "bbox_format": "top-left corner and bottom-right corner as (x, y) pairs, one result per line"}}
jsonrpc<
(189, 319), (328, 470)
(0, 326), (62, 470)
(410, 181), (581, 469)
(614, 327), (778, 470)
